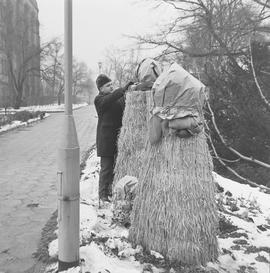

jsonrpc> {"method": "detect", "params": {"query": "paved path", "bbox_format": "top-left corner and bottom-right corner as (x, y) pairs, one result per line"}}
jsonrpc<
(0, 106), (97, 273)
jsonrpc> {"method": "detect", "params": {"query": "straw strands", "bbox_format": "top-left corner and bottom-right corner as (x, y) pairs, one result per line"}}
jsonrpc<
(113, 91), (151, 183)
(129, 132), (219, 266)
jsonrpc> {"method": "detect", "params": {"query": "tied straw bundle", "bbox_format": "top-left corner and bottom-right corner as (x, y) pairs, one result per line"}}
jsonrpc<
(129, 63), (218, 266)
(113, 90), (150, 184)
(113, 58), (160, 182)
(129, 133), (219, 265)
(112, 90), (151, 226)
(112, 58), (160, 226)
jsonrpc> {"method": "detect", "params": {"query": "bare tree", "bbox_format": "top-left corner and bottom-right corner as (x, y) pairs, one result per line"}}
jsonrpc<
(41, 40), (95, 105)
(40, 38), (64, 105)
(132, 0), (269, 67)
(102, 47), (140, 86)
(130, 0), (270, 186)
(41, 39), (63, 95)
(75, 69), (96, 104)
(72, 60), (88, 96)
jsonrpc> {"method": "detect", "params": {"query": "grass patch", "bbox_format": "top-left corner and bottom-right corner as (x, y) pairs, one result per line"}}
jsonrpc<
(32, 210), (58, 263)
(218, 215), (238, 237)
(244, 245), (270, 254)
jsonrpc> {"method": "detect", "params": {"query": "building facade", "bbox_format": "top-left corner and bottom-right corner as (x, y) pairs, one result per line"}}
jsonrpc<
(0, 0), (41, 107)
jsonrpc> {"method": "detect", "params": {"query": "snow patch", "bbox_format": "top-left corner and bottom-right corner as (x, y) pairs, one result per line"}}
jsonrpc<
(0, 103), (87, 134)
(46, 150), (270, 273)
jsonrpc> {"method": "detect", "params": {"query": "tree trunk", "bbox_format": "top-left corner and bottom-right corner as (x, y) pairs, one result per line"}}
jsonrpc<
(57, 93), (61, 105)
(14, 91), (23, 109)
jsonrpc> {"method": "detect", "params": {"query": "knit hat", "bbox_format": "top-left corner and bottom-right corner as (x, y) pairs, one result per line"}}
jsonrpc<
(96, 74), (112, 91)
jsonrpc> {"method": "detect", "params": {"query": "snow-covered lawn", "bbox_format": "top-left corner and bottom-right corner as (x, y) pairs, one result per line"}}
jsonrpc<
(0, 103), (88, 113)
(0, 113), (50, 134)
(46, 150), (270, 273)
(0, 103), (88, 134)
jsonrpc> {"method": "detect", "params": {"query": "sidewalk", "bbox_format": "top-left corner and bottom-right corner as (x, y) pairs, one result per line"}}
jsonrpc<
(0, 106), (97, 273)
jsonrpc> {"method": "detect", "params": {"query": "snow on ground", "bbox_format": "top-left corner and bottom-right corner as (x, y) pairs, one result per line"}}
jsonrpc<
(0, 103), (88, 134)
(46, 150), (270, 273)
(46, 151), (146, 273)
(0, 103), (88, 113)
(0, 113), (50, 134)
(209, 173), (270, 273)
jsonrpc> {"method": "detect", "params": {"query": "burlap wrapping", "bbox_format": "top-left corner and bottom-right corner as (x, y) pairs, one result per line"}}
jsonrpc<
(112, 176), (138, 227)
(135, 58), (162, 90)
(152, 63), (205, 120)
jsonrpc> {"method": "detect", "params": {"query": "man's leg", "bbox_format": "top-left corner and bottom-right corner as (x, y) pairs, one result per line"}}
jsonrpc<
(99, 156), (114, 199)
(108, 155), (117, 197)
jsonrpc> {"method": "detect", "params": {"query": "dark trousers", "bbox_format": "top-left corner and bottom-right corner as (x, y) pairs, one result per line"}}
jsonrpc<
(99, 156), (115, 198)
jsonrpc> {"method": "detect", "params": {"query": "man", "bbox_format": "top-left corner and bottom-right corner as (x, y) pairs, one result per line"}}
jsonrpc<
(94, 74), (133, 202)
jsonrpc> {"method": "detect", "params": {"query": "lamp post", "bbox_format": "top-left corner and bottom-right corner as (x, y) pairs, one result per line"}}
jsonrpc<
(57, 0), (80, 271)
(98, 61), (102, 74)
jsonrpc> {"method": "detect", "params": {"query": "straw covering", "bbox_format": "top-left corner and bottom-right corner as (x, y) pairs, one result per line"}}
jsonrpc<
(129, 133), (219, 265)
(113, 90), (151, 226)
(114, 58), (160, 182)
(129, 63), (218, 266)
(113, 91), (148, 182)
(113, 59), (161, 225)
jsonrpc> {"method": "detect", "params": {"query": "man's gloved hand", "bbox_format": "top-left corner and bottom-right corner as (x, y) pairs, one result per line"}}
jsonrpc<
(123, 81), (135, 92)
(129, 83), (138, 91)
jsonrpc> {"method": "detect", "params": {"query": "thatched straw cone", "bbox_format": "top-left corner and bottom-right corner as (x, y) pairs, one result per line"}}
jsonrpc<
(113, 90), (150, 183)
(129, 132), (218, 266)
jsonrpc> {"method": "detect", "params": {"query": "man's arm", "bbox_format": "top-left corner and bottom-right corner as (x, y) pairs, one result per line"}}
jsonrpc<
(95, 88), (124, 112)
(131, 81), (154, 91)
(118, 95), (125, 111)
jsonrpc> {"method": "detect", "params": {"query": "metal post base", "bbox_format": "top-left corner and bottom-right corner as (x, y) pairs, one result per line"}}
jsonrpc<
(58, 259), (80, 272)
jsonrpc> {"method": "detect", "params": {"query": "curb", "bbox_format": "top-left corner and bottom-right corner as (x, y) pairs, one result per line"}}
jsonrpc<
(41, 104), (88, 113)
(0, 114), (50, 136)
(0, 104), (88, 114)
(0, 105), (88, 136)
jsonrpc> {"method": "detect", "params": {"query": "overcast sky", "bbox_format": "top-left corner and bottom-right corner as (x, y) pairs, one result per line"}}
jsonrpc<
(36, 0), (176, 73)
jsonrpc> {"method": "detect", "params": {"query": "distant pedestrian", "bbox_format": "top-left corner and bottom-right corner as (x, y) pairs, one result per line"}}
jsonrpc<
(94, 74), (133, 202)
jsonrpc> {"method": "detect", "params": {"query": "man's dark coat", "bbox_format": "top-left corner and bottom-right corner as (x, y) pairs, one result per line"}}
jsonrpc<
(94, 88), (125, 157)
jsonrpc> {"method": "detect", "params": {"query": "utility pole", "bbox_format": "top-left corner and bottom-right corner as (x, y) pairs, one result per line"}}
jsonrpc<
(57, 0), (80, 271)
(98, 61), (102, 74)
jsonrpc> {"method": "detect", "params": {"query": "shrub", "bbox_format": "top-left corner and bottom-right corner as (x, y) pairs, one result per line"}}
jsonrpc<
(0, 114), (13, 127)
(0, 111), (45, 128)
(13, 111), (34, 122)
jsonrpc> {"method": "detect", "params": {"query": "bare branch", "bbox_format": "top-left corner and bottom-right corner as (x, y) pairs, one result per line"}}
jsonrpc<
(205, 94), (270, 169)
(212, 155), (241, 163)
(129, 34), (244, 58)
(255, 26), (270, 33)
(251, 0), (270, 9)
(161, 0), (200, 12)
(249, 37), (270, 110)
(205, 124), (270, 191)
